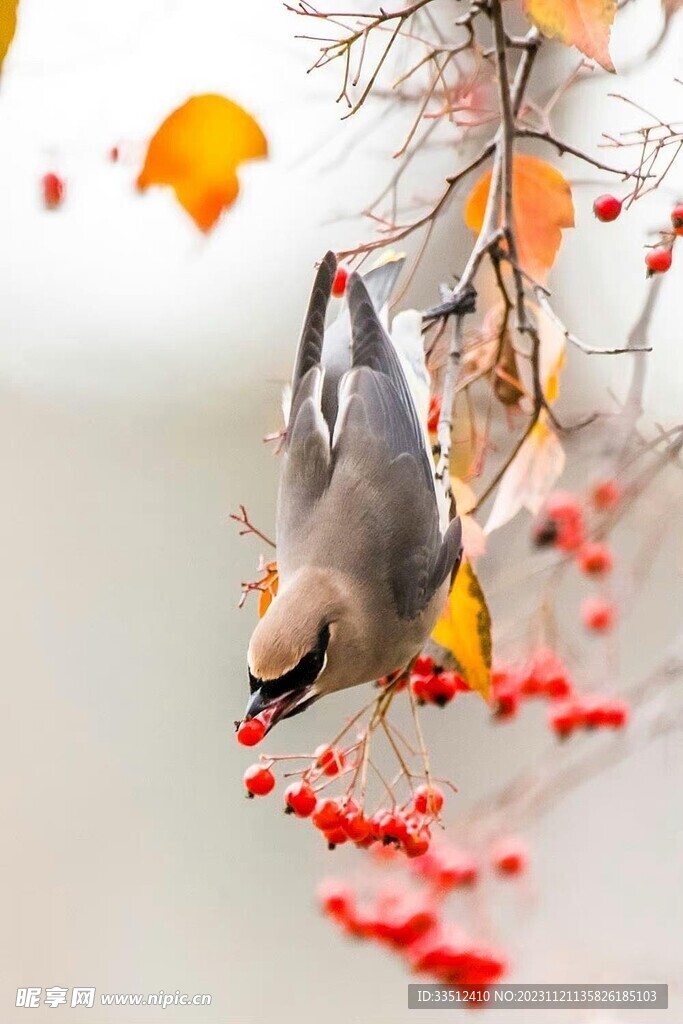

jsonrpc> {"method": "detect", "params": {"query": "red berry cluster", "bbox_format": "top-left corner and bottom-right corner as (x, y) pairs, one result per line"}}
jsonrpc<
(492, 648), (630, 741)
(549, 695), (629, 738)
(533, 488), (619, 635)
(318, 832), (527, 989)
(409, 655), (469, 707)
(533, 490), (584, 551)
(408, 839), (479, 891)
(492, 647), (572, 721)
(236, 717), (445, 857)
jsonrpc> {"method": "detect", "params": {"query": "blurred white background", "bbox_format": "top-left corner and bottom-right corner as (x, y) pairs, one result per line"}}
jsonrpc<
(1, 1), (682, 1021)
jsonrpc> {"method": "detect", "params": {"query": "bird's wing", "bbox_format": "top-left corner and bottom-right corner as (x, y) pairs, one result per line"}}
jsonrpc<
(288, 250), (336, 411)
(343, 272), (434, 491)
(278, 256), (336, 570)
(319, 256), (405, 430)
(330, 274), (461, 619)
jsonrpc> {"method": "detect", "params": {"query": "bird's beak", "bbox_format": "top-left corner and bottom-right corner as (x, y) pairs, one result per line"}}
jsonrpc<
(243, 684), (318, 733)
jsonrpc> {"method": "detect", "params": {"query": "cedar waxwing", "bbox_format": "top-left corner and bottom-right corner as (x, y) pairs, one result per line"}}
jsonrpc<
(244, 252), (462, 731)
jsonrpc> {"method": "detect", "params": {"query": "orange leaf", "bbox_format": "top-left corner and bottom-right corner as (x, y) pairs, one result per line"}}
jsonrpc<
(258, 562), (279, 618)
(0, 0), (19, 73)
(464, 154), (574, 283)
(523, 0), (616, 72)
(137, 94), (268, 232)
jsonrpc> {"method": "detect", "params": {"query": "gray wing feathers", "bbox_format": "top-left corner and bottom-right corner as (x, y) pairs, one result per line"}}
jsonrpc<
(277, 366), (331, 564)
(289, 251), (336, 416)
(346, 272), (433, 491)
(362, 258), (404, 315)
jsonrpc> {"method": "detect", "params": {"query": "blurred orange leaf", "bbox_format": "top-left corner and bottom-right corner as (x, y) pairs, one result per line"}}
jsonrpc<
(258, 562), (279, 618)
(464, 154), (574, 283)
(431, 560), (492, 702)
(0, 0), (19, 73)
(137, 94), (268, 232)
(523, 0), (616, 72)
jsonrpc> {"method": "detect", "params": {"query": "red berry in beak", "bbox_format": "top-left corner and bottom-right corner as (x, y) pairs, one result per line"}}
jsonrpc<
(236, 717), (266, 746)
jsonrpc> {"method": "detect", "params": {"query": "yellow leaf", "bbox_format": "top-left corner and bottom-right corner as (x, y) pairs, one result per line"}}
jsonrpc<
(464, 154), (575, 284)
(484, 412), (565, 535)
(523, 0), (616, 72)
(431, 560), (492, 701)
(0, 0), (19, 73)
(137, 94), (268, 232)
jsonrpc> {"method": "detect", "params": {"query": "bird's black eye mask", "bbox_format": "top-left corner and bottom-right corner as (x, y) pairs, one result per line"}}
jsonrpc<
(249, 623), (330, 699)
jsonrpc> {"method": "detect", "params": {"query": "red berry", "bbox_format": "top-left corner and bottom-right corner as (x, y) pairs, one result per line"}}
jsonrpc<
(312, 797), (343, 832)
(645, 247), (672, 276)
(671, 203), (683, 235)
(492, 838), (528, 877)
(549, 701), (580, 738)
(427, 395), (441, 433)
(602, 699), (629, 729)
(581, 596), (616, 633)
(412, 784), (444, 817)
(331, 266), (349, 297)
(243, 764), (275, 797)
(42, 172), (65, 210)
(109, 145), (120, 162)
(578, 541), (613, 576)
(544, 491), (584, 551)
(284, 781), (317, 817)
(431, 670), (465, 706)
(413, 654), (436, 675)
(521, 648), (572, 700)
(324, 826), (348, 849)
(376, 810), (410, 845)
(593, 194), (622, 222)
(403, 825), (431, 859)
(411, 668), (466, 707)
(410, 672), (431, 705)
(315, 744), (345, 776)
(317, 879), (355, 919)
(341, 810), (372, 843)
(491, 665), (522, 719)
(591, 479), (622, 511)
(236, 717), (266, 747)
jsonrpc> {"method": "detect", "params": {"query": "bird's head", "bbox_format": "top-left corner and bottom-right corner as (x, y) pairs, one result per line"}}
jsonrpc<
(244, 568), (352, 733)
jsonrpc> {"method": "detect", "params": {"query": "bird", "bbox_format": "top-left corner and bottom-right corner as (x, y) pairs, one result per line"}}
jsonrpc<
(243, 252), (462, 733)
